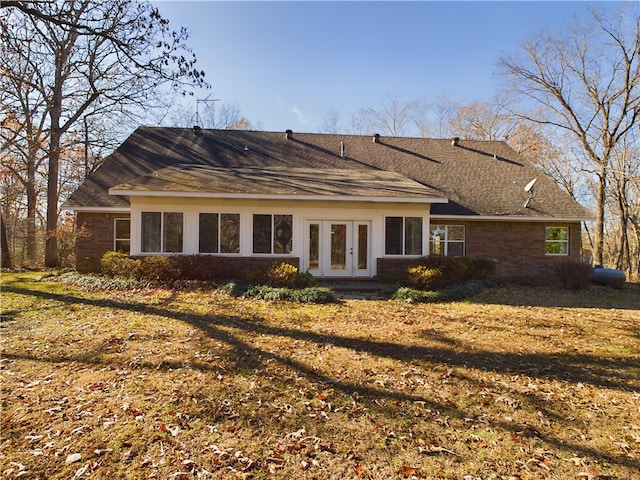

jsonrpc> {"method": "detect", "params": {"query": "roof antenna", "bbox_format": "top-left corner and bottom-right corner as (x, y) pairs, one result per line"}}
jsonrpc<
(194, 93), (219, 128)
(523, 178), (537, 208)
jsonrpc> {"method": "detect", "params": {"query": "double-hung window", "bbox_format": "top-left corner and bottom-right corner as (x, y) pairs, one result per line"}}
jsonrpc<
(545, 227), (569, 255)
(253, 214), (293, 254)
(385, 216), (423, 255)
(114, 218), (131, 254)
(430, 225), (465, 256)
(199, 213), (240, 254)
(141, 212), (183, 253)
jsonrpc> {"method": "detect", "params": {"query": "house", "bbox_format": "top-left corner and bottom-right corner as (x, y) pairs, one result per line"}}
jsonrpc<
(64, 126), (592, 282)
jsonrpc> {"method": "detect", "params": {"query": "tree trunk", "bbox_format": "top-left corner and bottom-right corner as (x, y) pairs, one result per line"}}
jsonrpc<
(1, 212), (11, 269)
(593, 166), (606, 266)
(44, 126), (61, 268)
(26, 155), (37, 264)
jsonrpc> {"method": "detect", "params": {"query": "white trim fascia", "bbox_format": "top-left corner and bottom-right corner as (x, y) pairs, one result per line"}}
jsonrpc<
(430, 214), (594, 222)
(65, 206), (131, 213)
(108, 189), (449, 204)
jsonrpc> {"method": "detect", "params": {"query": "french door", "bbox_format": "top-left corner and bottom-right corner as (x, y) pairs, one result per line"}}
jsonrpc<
(305, 220), (371, 277)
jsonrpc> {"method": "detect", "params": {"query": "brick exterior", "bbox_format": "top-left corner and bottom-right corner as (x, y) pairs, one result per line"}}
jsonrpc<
(75, 212), (130, 273)
(462, 220), (583, 282)
(76, 212), (583, 284)
(377, 220), (583, 284)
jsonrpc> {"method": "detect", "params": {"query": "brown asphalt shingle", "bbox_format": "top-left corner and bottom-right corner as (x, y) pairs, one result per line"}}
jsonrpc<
(64, 126), (591, 219)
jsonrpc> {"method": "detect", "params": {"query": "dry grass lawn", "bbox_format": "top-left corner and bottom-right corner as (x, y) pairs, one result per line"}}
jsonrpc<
(1, 272), (639, 479)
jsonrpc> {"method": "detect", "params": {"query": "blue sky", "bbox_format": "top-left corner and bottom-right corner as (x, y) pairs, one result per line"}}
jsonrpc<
(153, 1), (628, 134)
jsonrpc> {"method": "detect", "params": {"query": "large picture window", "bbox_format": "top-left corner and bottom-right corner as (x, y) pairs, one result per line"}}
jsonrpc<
(385, 216), (423, 255)
(545, 227), (569, 255)
(199, 213), (240, 254)
(430, 225), (465, 256)
(141, 212), (183, 253)
(253, 214), (293, 254)
(114, 218), (130, 254)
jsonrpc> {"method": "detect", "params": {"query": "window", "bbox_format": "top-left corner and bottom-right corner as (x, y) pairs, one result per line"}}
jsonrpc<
(385, 216), (423, 255)
(114, 218), (130, 254)
(430, 225), (465, 256)
(253, 214), (293, 254)
(199, 213), (240, 254)
(545, 227), (568, 255)
(141, 212), (183, 253)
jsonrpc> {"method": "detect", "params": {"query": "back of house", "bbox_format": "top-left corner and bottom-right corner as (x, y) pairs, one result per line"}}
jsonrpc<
(64, 126), (592, 282)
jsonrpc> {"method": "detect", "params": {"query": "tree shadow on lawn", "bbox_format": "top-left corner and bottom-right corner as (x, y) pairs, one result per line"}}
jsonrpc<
(4, 284), (640, 472)
(472, 283), (640, 310)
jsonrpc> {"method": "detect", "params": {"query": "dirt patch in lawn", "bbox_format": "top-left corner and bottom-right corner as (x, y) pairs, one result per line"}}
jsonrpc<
(1, 272), (639, 479)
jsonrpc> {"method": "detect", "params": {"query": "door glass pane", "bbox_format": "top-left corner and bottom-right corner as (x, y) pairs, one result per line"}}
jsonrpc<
(163, 212), (183, 253)
(141, 212), (161, 252)
(220, 214), (240, 253)
(253, 214), (272, 253)
(405, 217), (422, 255)
(331, 224), (346, 270)
(357, 224), (368, 270)
(309, 223), (319, 269)
(199, 213), (218, 253)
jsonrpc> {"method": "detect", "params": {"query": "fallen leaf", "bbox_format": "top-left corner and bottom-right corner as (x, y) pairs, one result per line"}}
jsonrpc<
(354, 464), (365, 476)
(65, 453), (82, 464)
(399, 465), (418, 477)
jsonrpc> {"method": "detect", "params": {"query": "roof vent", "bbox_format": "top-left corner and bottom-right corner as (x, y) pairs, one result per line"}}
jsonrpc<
(340, 141), (345, 158)
(451, 137), (459, 146)
(373, 133), (380, 143)
(193, 125), (202, 136)
(285, 129), (293, 140)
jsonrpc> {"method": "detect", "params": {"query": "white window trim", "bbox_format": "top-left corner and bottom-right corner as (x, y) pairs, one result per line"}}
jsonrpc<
(430, 225), (466, 257)
(251, 213), (295, 256)
(140, 211), (185, 254)
(545, 226), (569, 256)
(197, 212), (241, 255)
(113, 217), (131, 253)
(383, 215), (425, 257)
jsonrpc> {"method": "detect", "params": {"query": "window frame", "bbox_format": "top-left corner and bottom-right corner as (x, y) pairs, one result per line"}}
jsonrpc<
(114, 217), (131, 254)
(252, 213), (293, 255)
(140, 211), (184, 254)
(198, 212), (240, 254)
(545, 226), (569, 256)
(384, 216), (424, 256)
(429, 225), (466, 257)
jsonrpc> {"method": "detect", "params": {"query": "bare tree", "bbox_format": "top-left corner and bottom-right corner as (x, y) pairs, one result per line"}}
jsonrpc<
(1, 0), (207, 267)
(499, 5), (640, 265)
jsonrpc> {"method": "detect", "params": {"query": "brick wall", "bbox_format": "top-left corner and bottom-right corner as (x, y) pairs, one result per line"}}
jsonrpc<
(463, 220), (583, 282)
(76, 212), (129, 273)
(378, 221), (583, 284)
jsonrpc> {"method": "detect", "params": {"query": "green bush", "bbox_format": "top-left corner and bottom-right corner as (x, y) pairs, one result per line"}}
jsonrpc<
(555, 261), (593, 290)
(100, 251), (140, 279)
(244, 285), (336, 303)
(407, 265), (442, 290)
(136, 256), (181, 282)
(392, 280), (485, 303)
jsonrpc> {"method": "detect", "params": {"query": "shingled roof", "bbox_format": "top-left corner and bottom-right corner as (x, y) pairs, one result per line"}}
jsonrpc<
(65, 126), (591, 219)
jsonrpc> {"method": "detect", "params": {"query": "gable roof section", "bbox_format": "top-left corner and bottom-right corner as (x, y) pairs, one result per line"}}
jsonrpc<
(109, 165), (447, 203)
(65, 126), (592, 220)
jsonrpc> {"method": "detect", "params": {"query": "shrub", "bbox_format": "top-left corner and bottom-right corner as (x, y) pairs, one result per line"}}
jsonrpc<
(100, 251), (140, 279)
(137, 256), (181, 282)
(407, 256), (495, 290)
(265, 262), (317, 288)
(392, 280), (485, 303)
(407, 265), (442, 290)
(244, 285), (336, 303)
(555, 261), (592, 290)
(266, 262), (299, 287)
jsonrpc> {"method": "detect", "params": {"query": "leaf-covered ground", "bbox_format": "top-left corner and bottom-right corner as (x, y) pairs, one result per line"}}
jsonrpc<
(1, 272), (639, 479)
